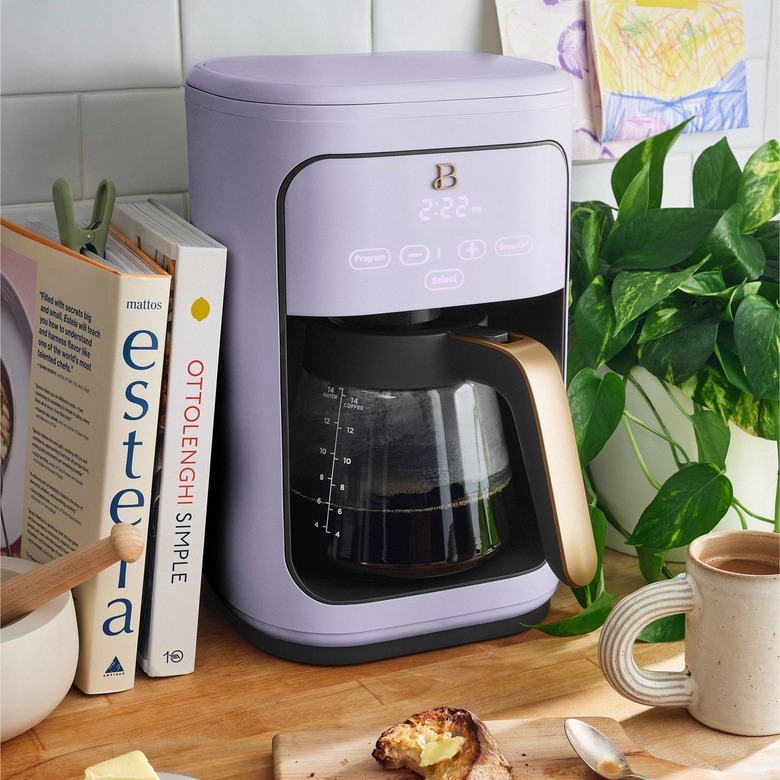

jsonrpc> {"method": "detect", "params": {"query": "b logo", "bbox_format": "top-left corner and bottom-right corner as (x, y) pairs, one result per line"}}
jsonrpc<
(433, 163), (458, 190)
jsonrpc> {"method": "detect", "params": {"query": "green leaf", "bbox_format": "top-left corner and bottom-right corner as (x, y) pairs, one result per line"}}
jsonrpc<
(527, 589), (617, 637)
(603, 209), (723, 271)
(724, 280), (766, 320)
(573, 276), (636, 368)
(612, 267), (696, 332)
(571, 201), (614, 253)
(637, 613), (686, 643)
(612, 119), (692, 209)
(724, 234), (766, 285)
(683, 363), (741, 424)
(640, 320), (719, 385)
(573, 277), (614, 368)
(638, 294), (722, 346)
(692, 136), (741, 210)
(738, 140), (780, 232)
(756, 279), (779, 305)
(571, 206), (612, 303)
(713, 333), (753, 395)
(734, 294), (780, 399)
(730, 395), (778, 440)
(570, 208), (591, 304)
(627, 464), (733, 548)
(636, 546), (666, 583)
(757, 279), (780, 306)
(582, 209), (609, 284)
(690, 409), (730, 468)
(694, 204), (766, 280)
(616, 161), (651, 225)
(754, 220), (779, 268)
(567, 369), (626, 466)
(678, 271), (727, 296)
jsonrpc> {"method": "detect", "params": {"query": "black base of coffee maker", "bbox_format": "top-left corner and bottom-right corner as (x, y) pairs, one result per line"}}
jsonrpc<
(214, 593), (551, 666)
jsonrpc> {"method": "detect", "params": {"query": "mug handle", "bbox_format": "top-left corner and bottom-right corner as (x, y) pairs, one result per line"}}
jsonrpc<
(449, 328), (596, 587)
(599, 576), (696, 706)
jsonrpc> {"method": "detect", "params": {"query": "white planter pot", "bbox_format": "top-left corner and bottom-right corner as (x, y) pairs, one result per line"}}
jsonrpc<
(589, 368), (777, 562)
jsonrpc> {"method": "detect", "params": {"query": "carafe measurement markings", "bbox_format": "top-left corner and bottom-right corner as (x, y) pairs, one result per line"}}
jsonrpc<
(322, 386), (346, 535)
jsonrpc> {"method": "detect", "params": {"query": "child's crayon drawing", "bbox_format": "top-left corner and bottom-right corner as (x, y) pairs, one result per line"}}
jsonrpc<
(588, 0), (747, 141)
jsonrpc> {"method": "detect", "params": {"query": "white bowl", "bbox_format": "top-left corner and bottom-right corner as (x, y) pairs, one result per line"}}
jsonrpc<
(1, 556), (79, 741)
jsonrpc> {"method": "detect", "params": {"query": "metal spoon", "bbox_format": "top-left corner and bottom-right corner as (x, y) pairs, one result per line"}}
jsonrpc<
(564, 718), (653, 780)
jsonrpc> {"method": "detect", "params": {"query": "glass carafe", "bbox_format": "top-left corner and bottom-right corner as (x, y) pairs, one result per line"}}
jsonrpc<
(289, 369), (514, 576)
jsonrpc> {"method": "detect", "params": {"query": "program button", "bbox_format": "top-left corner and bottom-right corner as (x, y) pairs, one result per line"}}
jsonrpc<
(349, 248), (391, 270)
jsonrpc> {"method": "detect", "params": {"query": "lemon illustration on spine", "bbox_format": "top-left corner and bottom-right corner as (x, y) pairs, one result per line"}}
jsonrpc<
(191, 297), (210, 321)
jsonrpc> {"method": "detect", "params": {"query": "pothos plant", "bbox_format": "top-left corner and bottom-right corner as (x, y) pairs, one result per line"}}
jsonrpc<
(536, 120), (779, 641)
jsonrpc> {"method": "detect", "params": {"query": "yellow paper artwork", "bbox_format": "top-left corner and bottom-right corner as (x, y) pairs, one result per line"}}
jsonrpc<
(587, 0), (748, 141)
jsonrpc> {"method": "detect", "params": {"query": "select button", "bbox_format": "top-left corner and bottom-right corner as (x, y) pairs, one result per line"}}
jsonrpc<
(424, 269), (464, 291)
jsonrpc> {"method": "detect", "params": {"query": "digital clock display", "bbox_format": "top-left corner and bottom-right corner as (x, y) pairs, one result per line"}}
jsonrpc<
(418, 195), (482, 222)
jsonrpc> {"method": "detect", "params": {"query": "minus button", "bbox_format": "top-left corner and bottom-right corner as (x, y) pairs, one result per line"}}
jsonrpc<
(400, 244), (430, 265)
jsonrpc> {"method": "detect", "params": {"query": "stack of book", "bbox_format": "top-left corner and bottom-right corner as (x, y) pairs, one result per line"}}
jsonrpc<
(1, 200), (226, 693)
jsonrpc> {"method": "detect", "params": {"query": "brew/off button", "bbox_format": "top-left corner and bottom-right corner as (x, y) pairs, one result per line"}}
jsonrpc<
(495, 236), (532, 256)
(424, 269), (464, 291)
(349, 248), (391, 270)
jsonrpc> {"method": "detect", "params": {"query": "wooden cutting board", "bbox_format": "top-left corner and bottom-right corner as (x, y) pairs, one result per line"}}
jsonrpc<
(272, 716), (737, 778)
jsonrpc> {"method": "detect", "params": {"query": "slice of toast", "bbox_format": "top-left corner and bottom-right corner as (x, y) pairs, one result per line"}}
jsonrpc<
(372, 707), (512, 779)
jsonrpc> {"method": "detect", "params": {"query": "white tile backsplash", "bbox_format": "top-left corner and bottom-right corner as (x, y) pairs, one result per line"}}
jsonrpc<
(0, 95), (81, 206)
(181, 0), (372, 73)
(372, 0), (502, 53)
(0, 0), (181, 96)
(80, 89), (188, 196)
(743, 0), (775, 59)
(767, 1), (780, 142)
(0, 0), (777, 223)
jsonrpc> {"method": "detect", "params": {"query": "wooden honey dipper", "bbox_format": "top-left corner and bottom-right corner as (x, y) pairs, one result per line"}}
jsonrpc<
(0, 524), (144, 628)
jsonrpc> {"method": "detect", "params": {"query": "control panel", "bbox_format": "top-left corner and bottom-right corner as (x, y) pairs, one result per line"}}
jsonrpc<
(282, 143), (569, 317)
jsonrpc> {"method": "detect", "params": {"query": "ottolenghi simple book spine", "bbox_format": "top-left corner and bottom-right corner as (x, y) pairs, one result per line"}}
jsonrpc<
(141, 248), (224, 676)
(114, 203), (226, 677)
(9, 220), (171, 694)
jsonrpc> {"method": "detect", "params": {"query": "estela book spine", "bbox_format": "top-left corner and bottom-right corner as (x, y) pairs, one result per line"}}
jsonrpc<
(113, 201), (226, 677)
(4, 219), (171, 694)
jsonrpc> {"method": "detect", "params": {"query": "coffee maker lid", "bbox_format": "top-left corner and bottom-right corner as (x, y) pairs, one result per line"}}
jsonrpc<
(186, 51), (571, 106)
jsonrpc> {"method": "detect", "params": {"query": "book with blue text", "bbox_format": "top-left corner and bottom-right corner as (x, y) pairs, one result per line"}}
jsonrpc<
(3, 218), (171, 694)
(113, 201), (226, 677)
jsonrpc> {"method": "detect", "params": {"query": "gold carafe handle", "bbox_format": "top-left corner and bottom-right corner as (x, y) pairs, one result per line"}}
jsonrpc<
(450, 329), (596, 587)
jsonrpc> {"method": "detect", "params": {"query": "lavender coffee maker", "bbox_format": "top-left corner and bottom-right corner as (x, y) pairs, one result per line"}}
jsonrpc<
(185, 52), (597, 663)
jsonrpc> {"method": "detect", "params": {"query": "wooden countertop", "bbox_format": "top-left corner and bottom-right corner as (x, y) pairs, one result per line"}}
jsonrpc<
(3, 549), (778, 779)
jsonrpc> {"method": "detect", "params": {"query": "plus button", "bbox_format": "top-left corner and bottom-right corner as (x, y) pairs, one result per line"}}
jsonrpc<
(457, 239), (486, 260)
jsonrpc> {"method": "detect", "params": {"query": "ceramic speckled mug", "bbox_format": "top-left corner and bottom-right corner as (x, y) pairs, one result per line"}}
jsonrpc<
(599, 529), (780, 736)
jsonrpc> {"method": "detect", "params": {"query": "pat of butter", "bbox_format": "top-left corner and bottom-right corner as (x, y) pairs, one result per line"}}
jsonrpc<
(85, 750), (160, 780)
(419, 735), (466, 766)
